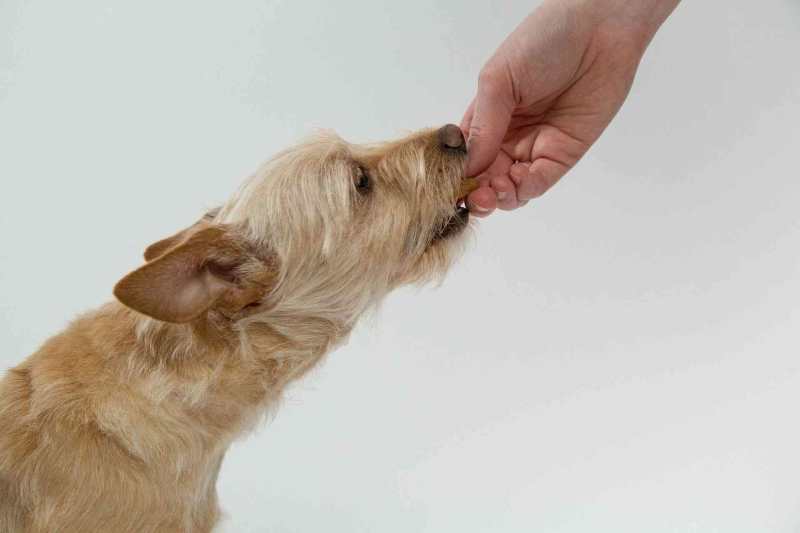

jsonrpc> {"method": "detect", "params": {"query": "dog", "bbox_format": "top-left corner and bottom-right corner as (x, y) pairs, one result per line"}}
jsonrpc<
(0, 124), (477, 532)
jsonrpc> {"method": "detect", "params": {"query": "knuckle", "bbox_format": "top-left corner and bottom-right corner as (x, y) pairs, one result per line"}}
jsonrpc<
(477, 67), (503, 95)
(478, 66), (498, 84)
(467, 123), (485, 140)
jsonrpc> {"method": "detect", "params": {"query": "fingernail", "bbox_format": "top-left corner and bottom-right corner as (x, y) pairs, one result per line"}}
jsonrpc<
(496, 191), (508, 201)
(471, 204), (490, 213)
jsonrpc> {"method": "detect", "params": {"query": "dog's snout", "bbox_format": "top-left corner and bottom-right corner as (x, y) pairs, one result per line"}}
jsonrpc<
(438, 124), (466, 153)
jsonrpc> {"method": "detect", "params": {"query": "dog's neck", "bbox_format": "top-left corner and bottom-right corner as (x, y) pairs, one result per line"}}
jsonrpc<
(90, 300), (353, 466)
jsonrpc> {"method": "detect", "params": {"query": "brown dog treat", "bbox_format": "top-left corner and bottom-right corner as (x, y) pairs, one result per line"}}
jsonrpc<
(459, 177), (480, 199)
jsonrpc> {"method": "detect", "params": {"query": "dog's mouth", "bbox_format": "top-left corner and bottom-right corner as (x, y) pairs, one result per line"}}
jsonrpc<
(433, 178), (479, 241)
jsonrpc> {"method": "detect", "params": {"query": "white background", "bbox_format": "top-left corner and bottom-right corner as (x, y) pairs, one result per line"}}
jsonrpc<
(2, 1), (799, 532)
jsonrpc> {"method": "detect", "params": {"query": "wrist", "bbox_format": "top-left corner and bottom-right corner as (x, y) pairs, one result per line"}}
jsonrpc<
(578, 0), (680, 49)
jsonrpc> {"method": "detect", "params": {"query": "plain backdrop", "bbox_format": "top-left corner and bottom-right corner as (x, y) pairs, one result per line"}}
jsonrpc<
(2, 1), (799, 532)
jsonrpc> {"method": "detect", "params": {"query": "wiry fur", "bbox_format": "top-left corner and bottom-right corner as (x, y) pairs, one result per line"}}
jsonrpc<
(0, 126), (470, 532)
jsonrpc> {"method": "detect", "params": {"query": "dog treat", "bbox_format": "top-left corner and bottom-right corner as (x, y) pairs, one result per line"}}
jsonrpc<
(459, 177), (480, 199)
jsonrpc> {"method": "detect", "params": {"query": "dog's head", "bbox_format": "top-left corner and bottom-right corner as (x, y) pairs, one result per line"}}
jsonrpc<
(114, 125), (474, 326)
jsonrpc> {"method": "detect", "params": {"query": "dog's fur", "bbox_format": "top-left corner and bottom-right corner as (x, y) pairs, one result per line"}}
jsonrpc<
(0, 126), (473, 532)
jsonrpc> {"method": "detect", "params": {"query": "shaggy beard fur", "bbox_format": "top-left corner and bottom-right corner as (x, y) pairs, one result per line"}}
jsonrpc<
(0, 125), (472, 532)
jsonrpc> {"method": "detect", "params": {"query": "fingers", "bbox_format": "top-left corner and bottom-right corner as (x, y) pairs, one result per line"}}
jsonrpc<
(490, 175), (519, 210)
(467, 159), (565, 215)
(464, 69), (514, 177)
(510, 158), (568, 202)
(466, 186), (497, 217)
(468, 158), (567, 216)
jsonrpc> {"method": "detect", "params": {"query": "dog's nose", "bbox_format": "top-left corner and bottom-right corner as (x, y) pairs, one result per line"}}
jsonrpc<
(438, 124), (466, 152)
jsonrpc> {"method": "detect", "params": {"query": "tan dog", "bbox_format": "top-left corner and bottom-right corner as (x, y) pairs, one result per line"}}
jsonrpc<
(0, 125), (477, 532)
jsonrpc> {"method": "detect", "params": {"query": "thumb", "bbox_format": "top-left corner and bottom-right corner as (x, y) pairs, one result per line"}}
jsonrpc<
(464, 71), (514, 177)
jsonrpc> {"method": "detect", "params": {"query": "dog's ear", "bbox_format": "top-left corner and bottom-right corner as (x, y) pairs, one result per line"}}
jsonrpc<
(144, 208), (220, 262)
(114, 225), (274, 323)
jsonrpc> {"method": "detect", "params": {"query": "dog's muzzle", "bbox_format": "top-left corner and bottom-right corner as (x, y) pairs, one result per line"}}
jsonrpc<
(431, 124), (475, 241)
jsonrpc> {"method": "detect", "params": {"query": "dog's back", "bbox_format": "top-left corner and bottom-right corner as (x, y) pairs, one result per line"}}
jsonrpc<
(0, 367), (30, 532)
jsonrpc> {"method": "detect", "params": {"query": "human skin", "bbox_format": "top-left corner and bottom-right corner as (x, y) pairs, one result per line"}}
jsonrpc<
(462, 0), (681, 215)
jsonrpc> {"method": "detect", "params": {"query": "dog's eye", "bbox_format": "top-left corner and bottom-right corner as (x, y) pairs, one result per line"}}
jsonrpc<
(355, 166), (371, 194)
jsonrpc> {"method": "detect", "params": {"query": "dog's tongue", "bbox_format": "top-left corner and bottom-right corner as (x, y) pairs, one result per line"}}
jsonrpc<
(458, 178), (480, 200)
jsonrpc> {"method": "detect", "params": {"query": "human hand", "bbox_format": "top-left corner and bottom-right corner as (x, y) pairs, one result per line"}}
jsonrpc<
(462, 0), (680, 215)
